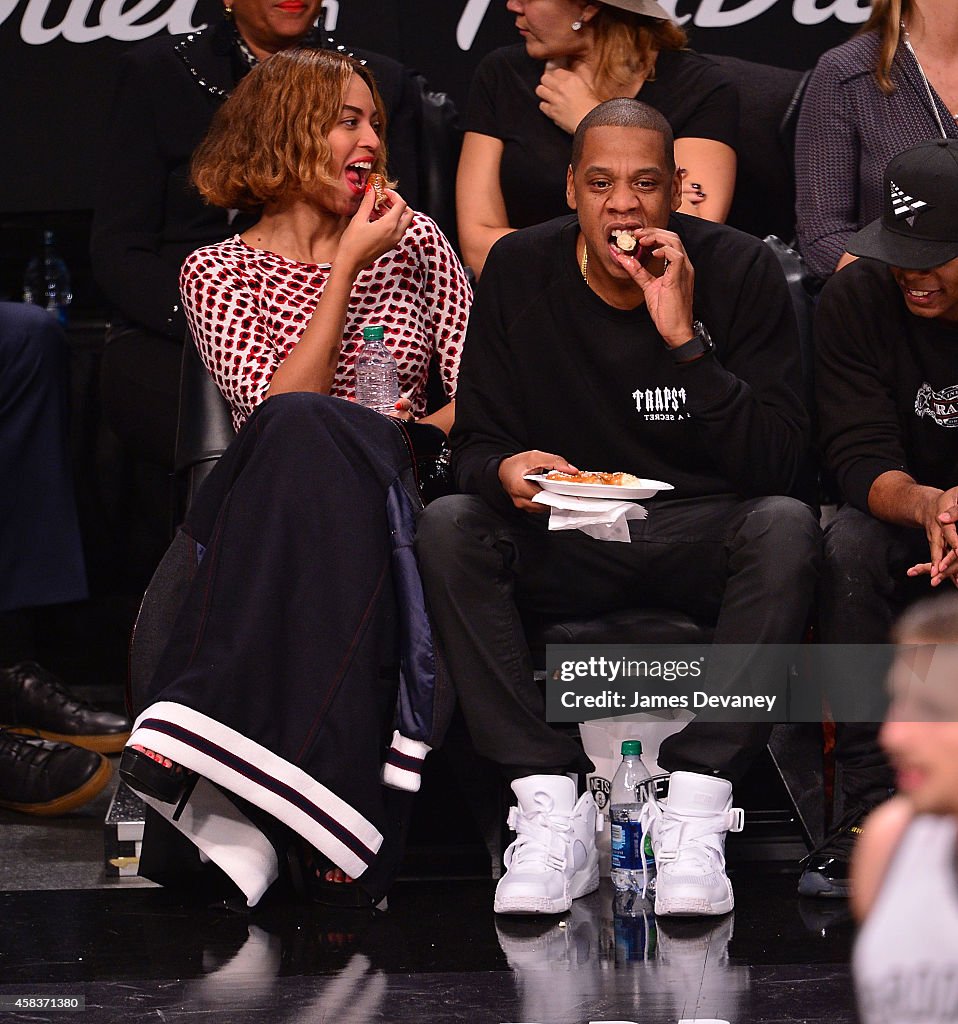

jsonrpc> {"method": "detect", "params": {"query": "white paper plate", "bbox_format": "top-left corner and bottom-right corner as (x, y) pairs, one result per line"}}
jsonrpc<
(524, 474), (673, 501)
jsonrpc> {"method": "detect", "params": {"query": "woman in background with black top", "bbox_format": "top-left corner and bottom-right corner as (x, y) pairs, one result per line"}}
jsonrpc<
(457, 0), (738, 276)
(90, 0), (425, 469)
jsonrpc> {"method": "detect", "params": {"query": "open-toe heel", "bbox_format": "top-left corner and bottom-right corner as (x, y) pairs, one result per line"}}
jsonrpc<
(119, 748), (192, 804)
(285, 839), (384, 911)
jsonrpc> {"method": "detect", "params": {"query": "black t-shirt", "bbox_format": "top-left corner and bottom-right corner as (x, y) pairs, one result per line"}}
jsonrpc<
(816, 258), (958, 511)
(463, 44), (739, 229)
(452, 214), (807, 509)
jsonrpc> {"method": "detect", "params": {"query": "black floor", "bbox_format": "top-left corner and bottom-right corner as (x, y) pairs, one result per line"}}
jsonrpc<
(0, 676), (854, 1023)
(0, 853), (856, 1024)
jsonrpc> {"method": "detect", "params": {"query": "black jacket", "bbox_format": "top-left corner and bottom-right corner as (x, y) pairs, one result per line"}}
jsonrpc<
(91, 21), (423, 339)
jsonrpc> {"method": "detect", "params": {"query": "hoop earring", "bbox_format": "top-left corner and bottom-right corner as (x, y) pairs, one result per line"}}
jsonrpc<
(223, 4), (233, 19)
(571, 19), (583, 30)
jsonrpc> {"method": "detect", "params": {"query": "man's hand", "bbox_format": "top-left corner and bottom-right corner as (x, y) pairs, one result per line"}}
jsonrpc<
(536, 65), (599, 135)
(609, 227), (696, 348)
(498, 450), (579, 513)
(907, 486), (958, 586)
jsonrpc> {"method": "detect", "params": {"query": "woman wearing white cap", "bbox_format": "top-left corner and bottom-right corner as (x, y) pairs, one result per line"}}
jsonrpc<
(457, 0), (738, 275)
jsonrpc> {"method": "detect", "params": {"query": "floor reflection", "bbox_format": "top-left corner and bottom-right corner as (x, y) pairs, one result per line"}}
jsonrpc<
(495, 888), (748, 1024)
(0, 875), (858, 1023)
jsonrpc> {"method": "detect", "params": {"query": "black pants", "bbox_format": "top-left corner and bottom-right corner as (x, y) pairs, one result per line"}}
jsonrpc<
(416, 492), (821, 783)
(818, 504), (946, 802)
(0, 302), (87, 613)
(100, 321), (181, 469)
(132, 394), (429, 902)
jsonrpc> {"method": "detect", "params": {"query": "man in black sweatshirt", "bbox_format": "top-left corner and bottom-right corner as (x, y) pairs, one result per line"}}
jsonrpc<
(417, 99), (820, 918)
(810, 139), (958, 900)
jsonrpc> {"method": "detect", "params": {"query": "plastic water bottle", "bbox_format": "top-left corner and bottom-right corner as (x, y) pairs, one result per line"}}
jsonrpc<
(355, 325), (399, 415)
(23, 230), (72, 325)
(612, 888), (657, 963)
(610, 739), (656, 894)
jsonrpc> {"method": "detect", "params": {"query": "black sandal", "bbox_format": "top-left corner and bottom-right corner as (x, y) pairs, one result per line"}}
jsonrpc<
(285, 840), (386, 911)
(119, 747), (195, 805)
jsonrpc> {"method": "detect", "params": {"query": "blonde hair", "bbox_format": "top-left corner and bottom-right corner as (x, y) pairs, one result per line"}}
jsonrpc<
(589, 5), (687, 100)
(859, 0), (910, 96)
(191, 48), (390, 210)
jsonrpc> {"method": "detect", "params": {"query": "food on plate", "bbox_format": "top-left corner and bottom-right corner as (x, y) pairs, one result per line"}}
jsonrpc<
(368, 172), (388, 209)
(544, 470), (641, 487)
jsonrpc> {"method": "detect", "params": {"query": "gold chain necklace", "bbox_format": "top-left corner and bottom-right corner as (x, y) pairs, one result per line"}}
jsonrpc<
(579, 241), (589, 283)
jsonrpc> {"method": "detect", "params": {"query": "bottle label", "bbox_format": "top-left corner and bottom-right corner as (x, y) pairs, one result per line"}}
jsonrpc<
(611, 819), (643, 871)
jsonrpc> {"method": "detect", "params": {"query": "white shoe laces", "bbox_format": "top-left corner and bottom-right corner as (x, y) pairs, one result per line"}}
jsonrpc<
(505, 794), (573, 873)
(639, 794), (744, 883)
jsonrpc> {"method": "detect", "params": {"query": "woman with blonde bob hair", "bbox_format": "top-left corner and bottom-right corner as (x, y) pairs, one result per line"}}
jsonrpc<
(192, 49), (392, 211)
(118, 48), (471, 910)
(457, 0), (739, 276)
(796, 0), (958, 280)
(181, 48), (467, 433)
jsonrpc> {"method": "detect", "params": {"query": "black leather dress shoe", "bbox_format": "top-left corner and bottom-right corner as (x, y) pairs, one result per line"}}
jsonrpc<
(0, 662), (131, 754)
(0, 728), (112, 816)
(798, 793), (890, 898)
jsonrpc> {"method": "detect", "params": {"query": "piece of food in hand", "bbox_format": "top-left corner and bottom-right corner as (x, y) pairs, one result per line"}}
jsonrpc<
(368, 173), (388, 209)
(544, 470), (641, 487)
(610, 229), (640, 256)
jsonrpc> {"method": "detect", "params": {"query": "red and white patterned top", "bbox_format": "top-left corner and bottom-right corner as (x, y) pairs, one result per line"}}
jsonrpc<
(180, 213), (471, 431)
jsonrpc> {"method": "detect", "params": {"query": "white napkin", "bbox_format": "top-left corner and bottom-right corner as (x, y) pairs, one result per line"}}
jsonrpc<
(533, 491), (647, 543)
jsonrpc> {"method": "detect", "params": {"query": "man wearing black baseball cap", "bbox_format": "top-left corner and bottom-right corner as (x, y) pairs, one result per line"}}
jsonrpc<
(809, 139), (958, 899)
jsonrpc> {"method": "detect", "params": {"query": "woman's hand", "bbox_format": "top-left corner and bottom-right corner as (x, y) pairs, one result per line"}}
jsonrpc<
(678, 168), (708, 209)
(337, 185), (415, 277)
(672, 138), (737, 223)
(536, 64), (600, 135)
(388, 396), (414, 422)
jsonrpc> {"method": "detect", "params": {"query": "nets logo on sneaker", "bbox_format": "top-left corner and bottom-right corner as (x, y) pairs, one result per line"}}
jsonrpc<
(890, 180), (930, 227)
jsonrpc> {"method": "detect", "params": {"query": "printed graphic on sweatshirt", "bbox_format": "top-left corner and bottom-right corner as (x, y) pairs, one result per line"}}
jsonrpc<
(633, 386), (689, 422)
(915, 382), (958, 428)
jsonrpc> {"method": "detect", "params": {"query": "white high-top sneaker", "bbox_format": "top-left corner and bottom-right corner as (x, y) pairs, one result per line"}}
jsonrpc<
(493, 775), (601, 916)
(640, 771), (743, 917)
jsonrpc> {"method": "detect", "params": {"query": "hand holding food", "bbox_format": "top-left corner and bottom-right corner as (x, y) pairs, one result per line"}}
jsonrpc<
(368, 172), (389, 210)
(609, 230), (644, 262)
(499, 450), (579, 513)
(338, 183), (414, 275)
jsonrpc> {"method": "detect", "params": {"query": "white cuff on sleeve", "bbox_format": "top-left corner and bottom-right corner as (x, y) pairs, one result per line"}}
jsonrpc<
(381, 730), (431, 792)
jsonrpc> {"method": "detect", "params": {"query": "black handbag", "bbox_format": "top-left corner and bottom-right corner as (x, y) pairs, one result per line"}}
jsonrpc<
(388, 419), (455, 506)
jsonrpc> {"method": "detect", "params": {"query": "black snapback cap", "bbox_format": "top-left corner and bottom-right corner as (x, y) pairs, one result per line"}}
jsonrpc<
(847, 139), (958, 270)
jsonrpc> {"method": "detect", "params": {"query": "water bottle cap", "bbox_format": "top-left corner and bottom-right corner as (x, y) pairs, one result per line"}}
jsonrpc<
(620, 739), (643, 756)
(362, 326), (385, 341)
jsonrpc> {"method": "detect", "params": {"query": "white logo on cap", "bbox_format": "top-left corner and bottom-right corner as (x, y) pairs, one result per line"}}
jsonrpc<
(890, 180), (929, 226)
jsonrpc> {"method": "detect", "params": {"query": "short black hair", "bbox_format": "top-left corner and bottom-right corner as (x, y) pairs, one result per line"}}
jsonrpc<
(570, 98), (675, 174)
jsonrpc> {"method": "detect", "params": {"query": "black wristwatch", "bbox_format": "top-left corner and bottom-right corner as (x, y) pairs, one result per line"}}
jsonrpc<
(670, 321), (713, 364)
